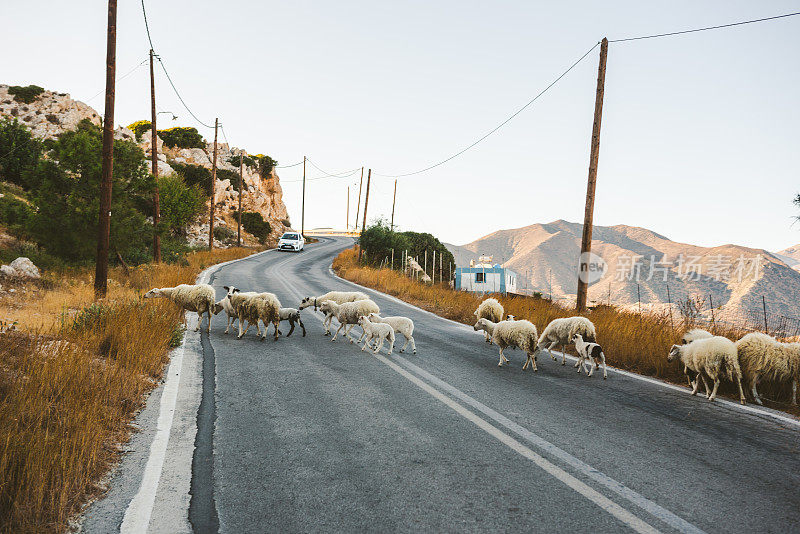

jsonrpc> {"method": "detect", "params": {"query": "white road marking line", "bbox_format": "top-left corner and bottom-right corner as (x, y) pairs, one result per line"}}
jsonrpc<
(393, 355), (705, 534)
(370, 352), (662, 534)
(120, 249), (276, 533)
(330, 266), (800, 430)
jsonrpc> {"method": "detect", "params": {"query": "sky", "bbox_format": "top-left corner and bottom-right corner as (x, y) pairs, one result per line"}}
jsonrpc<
(3, 1), (799, 250)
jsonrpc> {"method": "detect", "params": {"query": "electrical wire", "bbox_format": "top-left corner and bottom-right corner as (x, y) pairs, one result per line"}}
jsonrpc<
(86, 58), (149, 102)
(609, 11), (800, 42)
(305, 158), (362, 178)
(276, 160), (305, 168)
(373, 41), (600, 178)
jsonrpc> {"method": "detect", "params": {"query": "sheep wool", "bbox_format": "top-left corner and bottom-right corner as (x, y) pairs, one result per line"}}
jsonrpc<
(735, 332), (800, 405)
(229, 290), (282, 341)
(668, 336), (745, 404)
(319, 299), (380, 342)
(490, 319), (539, 371)
(300, 291), (369, 335)
(144, 283), (216, 333)
(474, 298), (504, 342)
(538, 316), (596, 365)
(368, 313), (416, 354)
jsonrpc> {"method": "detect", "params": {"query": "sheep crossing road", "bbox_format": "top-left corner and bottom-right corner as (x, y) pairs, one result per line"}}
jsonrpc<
(84, 237), (800, 533)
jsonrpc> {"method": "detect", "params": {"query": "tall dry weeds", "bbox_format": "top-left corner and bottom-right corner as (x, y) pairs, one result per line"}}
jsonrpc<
(0, 247), (255, 533)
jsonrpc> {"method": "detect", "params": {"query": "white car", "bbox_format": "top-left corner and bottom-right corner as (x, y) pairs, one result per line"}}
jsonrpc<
(278, 232), (304, 252)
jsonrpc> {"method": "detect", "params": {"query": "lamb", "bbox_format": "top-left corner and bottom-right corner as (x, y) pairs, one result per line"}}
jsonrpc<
(571, 334), (607, 379)
(678, 328), (713, 388)
(275, 307), (306, 338)
(144, 283), (216, 333)
(211, 286), (239, 334)
(538, 317), (596, 365)
(735, 332), (800, 405)
(473, 318), (497, 339)
(226, 287), (282, 341)
(299, 291), (369, 335)
(474, 298), (504, 342)
(667, 336), (746, 404)
(367, 312), (416, 354)
(319, 299), (380, 342)
(358, 315), (395, 355)
(488, 319), (540, 371)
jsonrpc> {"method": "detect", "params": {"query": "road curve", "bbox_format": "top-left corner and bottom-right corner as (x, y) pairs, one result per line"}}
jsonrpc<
(85, 237), (800, 534)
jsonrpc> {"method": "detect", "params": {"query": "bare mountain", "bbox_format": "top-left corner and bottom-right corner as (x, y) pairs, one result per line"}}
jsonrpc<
(774, 244), (800, 270)
(446, 220), (800, 319)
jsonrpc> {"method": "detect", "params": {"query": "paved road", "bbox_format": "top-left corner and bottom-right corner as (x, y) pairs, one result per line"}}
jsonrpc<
(85, 237), (800, 534)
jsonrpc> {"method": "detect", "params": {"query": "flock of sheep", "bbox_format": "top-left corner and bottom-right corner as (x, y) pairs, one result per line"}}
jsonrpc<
(142, 285), (799, 407)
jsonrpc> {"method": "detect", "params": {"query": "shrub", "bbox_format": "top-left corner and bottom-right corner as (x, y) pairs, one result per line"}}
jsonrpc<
(239, 211), (271, 243)
(0, 117), (42, 187)
(0, 195), (34, 237)
(170, 162), (212, 192)
(227, 153), (255, 168)
(8, 85), (45, 104)
(127, 120), (151, 140)
(213, 225), (236, 243)
(358, 220), (454, 272)
(158, 127), (205, 149)
(252, 154), (277, 177)
(215, 168), (240, 186)
(157, 173), (206, 234)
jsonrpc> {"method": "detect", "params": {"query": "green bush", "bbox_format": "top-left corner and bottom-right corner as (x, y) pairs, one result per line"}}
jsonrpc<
(127, 120), (152, 140)
(238, 211), (271, 243)
(170, 162), (212, 191)
(0, 196), (34, 237)
(215, 168), (241, 187)
(227, 153), (256, 168)
(358, 220), (454, 272)
(0, 117), (42, 187)
(213, 225), (236, 243)
(157, 173), (206, 234)
(8, 85), (44, 104)
(252, 154), (277, 177)
(158, 127), (205, 149)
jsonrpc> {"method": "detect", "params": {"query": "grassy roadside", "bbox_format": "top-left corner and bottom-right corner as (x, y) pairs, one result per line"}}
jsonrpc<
(0, 247), (257, 533)
(333, 247), (800, 416)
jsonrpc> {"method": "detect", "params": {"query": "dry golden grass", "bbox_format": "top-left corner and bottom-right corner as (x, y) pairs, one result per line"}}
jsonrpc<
(334, 247), (800, 414)
(0, 246), (256, 533)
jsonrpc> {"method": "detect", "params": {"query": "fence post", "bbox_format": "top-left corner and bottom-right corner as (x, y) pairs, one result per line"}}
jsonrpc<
(440, 253), (443, 284)
(667, 284), (674, 332)
(424, 250), (428, 281)
(762, 295), (769, 333)
(432, 249), (436, 284)
(709, 293), (716, 333)
(391, 248), (394, 270)
(637, 283), (642, 317)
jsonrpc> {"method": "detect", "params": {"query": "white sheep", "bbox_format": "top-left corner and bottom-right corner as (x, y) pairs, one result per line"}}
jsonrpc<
(473, 318), (497, 339)
(735, 332), (800, 405)
(143, 283), (216, 333)
(275, 307), (306, 338)
(538, 317), (596, 365)
(474, 298), (504, 342)
(211, 285), (239, 334)
(571, 333), (607, 379)
(319, 299), (380, 342)
(299, 291), (369, 335)
(358, 315), (395, 354)
(227, 287), (282, 341)
(678, 328), (714, 389)
(367, 312), (416, 354)
(489, 319), (539, 371)
(667, 336), (746, 404)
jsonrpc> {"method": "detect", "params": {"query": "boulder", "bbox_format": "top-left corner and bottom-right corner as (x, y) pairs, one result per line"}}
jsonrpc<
(1, 257), (41, 279)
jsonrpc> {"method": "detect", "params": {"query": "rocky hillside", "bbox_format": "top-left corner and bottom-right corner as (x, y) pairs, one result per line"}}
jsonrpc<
(0, 84), (290, 246)
(447, 220), (800, 319)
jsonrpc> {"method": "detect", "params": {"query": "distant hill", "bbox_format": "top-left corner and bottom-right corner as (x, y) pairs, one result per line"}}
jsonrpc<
(446, 220), (800, 319)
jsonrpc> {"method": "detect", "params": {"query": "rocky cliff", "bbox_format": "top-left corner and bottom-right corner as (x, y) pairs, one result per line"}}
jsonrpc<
(0, 84), (290, 246)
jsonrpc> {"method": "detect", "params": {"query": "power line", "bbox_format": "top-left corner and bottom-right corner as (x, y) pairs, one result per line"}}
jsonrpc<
(373, 41), (600, 178)
(276, 160), (305, 168)
(140, 0), (155, 50)
(305, 158), (362, 178)
(609, 11), (800, 43)
(87, 57), (148, 102)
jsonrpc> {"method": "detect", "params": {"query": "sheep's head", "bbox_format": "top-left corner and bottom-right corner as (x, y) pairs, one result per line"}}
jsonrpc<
(357, 315), (367, 326)
(507, 314), (516, 321)
(212, 302), (224, 315)
(571, 333), (583, 344)
(318, 300), (334, 314)
(299, 297), (315, 310)
(368, 312), (381, 322)
(667, 344), (682, 362)
(223, 285), (239, 296)
(143, 288), (163, 299)
(473, 318), (487, 331)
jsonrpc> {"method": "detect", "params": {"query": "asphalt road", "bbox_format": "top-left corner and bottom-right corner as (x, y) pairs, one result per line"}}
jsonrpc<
(84, 237), (800, 534)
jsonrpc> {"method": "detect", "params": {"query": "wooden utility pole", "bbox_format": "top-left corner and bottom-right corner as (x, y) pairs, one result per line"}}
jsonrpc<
(301, 156), (306, 237)
(94, 0), (117, 298)
(237, 152), (243, 246)
(359, 169), (371, 261)
(208, 118), (218, 250)
(576, 37), (608, 312)
(346, 186), (350, 230)
(390, 178), (397, 231)
(149, 48), (161, 263)
(355, 167), (363, 232)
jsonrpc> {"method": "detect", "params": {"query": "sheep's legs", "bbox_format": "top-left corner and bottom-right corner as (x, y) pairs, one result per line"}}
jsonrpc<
(286, 321), (295, 337)
(332, 323), (345, 341)
(323, 313), (333, 335)
(750, 373), (763, 405)
(708, 379), (720, 401)
(522, 352), (538, 371)
(690, 376), (701, 396)
(497, 348), (509, 367)
(699, 374), (711, 397)
(237, 314), (250, 339)
(361, 333), (372, 352)
(734, 375), (746, 405)
(373, 337), (385, 354)
(792, 380), (797, 405)
(299, 319), (306, 337)
(386, 336), (394, 355)
(561, 344), (568, 366)
(206, 310), (212, 333)
(599, 353), (607, 379)
(547, 341), (558, 361)
(399, 334), (417, 354)
(224, 314), (234, 334)
(345, 324), (358, 343)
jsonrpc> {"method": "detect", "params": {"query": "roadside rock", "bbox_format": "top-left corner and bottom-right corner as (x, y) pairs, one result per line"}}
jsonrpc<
(0, 257), (41, 279)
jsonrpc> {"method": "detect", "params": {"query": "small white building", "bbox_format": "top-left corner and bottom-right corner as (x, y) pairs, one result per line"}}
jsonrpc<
(455, 255), (518, 295)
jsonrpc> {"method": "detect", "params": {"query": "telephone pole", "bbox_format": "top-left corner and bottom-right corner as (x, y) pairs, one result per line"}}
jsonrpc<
(237, 152), (243, 246)
(359, 169), (371, 261)
(208, 118), (218, 250)
(149, 49), (161, 263)
(390, 178), (397, 231)
(355, 167), (363, 232)
(301, 156), (306, 236)
(576, 37), (608, 312)
(346, 186), (350, 230)
(94, 0), (117, 298)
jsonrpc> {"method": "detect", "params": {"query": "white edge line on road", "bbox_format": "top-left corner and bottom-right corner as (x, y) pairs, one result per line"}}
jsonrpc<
(120, 248), (276, 534)
(329, 266), (800, 431)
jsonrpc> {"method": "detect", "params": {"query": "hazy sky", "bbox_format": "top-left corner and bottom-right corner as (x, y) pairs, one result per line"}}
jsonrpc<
(4, 1), (799, 250)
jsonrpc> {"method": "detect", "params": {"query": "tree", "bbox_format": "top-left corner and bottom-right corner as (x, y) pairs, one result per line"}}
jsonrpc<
(157, 173), (206, 234)
(0, 117), (42, 187)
